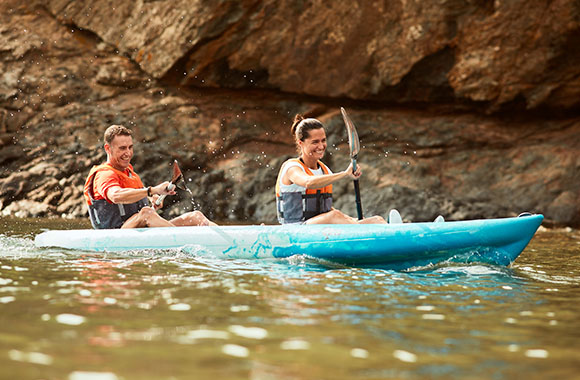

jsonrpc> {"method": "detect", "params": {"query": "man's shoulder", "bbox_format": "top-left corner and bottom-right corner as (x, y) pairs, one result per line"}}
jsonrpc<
(93, 164), (116, 176)
(93, 164), (138, 176)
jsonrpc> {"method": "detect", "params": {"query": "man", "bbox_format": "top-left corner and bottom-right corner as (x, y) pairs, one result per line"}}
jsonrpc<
(83, 124), (215, 229)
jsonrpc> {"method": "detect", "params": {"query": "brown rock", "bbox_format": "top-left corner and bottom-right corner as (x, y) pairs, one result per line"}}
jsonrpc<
(0, 0), (578, 228)
(546, 191), (579, 226)
(37, 0), (580, 110)
(1, 199), (53, 218)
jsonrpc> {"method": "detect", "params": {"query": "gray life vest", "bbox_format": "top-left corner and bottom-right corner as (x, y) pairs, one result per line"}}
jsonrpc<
(275, 158), (333, 224)
(84, 164), (149, 229)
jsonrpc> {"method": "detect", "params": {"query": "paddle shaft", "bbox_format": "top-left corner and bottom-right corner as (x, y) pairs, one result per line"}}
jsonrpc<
(352, 158), (363, 220)
(154, 183), (175, 206)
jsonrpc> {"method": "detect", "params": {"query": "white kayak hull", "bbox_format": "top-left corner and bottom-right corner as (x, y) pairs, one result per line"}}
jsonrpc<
(34, 214), (544, 270)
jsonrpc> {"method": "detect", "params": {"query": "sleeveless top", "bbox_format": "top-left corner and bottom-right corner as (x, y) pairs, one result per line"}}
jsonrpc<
(275, 158), (333, 224)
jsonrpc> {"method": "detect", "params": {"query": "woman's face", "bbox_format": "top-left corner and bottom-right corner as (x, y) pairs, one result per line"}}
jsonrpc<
(299, 128), (327, 160)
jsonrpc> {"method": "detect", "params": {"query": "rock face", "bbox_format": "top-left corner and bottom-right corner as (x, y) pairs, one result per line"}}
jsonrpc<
(36, 0), (580, 110)
(1, 0), (579, 227)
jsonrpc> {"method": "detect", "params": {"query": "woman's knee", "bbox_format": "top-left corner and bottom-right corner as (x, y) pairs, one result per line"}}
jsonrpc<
(364, 215), (387, 224)
(327, 209), (356, 224)
(332, 209), (353, 220)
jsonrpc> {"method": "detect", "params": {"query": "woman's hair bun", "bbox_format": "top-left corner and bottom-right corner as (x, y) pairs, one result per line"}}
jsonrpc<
(291, 114), (305, 135)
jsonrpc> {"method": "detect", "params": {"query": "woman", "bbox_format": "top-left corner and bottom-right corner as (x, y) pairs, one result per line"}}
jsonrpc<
(275, 114), (387, 224)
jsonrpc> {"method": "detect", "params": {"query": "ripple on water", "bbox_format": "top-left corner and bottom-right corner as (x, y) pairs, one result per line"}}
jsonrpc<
(229, 325), (268, 339)
(68, 372), (119, 380)
(9, 350), (53, 366)
(222, 344), (250, 358)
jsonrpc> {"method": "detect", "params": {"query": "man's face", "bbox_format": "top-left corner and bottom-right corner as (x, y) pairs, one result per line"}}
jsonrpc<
(105, 135), (133, 171)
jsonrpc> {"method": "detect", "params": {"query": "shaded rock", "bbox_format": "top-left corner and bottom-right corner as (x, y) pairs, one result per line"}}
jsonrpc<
(546, 191), (579, 227)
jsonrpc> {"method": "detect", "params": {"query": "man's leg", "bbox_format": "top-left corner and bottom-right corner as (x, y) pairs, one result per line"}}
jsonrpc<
(170, 211), (217, 226)
(121, 207), (174, 228)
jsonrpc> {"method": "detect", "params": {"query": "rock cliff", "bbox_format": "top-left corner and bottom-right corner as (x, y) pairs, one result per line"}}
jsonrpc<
(1, 0), (579, 226)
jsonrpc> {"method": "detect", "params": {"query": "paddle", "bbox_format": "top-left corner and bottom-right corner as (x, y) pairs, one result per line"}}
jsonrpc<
(154, 160), (186, 206)
(340, 107), (363, 220)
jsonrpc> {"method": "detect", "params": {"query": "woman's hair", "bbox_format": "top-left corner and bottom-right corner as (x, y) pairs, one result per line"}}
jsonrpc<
(291, 114), (324, 142)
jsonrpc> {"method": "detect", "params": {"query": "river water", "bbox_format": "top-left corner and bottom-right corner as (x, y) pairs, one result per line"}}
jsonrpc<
(0, 217), (579, 380)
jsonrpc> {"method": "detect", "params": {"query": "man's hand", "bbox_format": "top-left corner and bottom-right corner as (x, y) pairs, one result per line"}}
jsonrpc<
(152, 194), (163, 210)
(151, 181), (176, 197)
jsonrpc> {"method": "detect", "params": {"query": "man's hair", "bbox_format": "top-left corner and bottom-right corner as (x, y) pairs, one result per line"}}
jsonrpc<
(104, 125), (133, 145)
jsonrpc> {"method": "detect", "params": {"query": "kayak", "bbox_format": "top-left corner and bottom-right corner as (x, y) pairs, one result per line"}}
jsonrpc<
(34, 214), (543, 270)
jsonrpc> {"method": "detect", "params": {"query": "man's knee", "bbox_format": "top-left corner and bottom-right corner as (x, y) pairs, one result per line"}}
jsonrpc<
(184, 210), (208, 226)
(138, 207), (158, 225)
(139, 207), (155, 217)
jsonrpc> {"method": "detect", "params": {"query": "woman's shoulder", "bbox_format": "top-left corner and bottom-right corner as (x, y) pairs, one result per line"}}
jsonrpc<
(282, 158), (304, 169)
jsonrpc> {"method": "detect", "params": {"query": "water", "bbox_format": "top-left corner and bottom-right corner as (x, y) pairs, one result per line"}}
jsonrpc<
(1, 217), (579, 380)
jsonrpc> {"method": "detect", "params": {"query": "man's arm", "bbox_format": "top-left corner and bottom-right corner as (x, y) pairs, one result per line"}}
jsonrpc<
(107, 182), (175, 204)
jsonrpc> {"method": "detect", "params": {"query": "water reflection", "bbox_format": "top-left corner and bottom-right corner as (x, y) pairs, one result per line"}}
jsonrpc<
(0, 224), (579, 379)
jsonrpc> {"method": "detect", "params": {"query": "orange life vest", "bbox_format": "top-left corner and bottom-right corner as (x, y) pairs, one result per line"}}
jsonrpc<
(83, 163), (148, 229)
(275, 158), (333, 224)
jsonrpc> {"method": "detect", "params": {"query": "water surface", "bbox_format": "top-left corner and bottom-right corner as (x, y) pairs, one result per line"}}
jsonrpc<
(1, 217), (579, 379)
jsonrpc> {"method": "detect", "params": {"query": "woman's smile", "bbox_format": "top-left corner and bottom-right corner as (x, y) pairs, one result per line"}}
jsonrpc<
(302, 128), (327, 160)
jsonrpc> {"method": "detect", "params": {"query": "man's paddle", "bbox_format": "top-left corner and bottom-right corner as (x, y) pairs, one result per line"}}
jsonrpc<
(154, 160), (186, 206)
(340, 107), (363, 220)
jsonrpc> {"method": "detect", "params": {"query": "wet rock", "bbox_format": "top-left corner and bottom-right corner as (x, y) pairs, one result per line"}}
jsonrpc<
(95, 57), (148, 88)
(37, 0), (580, 111)
(1, 200), (53, 218)
(0, 172), (31, 203)
(0, 0), (578, 228)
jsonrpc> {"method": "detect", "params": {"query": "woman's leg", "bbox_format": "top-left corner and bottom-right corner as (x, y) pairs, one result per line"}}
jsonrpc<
(305, 209), (357, 224)
(357, 215), (387, 224)
(306, 209), (387, 225)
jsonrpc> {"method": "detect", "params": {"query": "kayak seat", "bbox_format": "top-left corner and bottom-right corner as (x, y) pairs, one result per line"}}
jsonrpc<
(388, 209), (403, 224)
(434, 215), (445, 223)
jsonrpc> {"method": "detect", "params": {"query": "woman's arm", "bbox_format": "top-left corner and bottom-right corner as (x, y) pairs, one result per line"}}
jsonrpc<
(285, 163), (361, 189)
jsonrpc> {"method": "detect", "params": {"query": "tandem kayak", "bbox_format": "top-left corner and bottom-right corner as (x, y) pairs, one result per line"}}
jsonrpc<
(34, 214), (544, 270)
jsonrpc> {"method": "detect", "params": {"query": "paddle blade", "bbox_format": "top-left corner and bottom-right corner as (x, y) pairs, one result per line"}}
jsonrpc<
(170, 160), (186, 190)
(340, 107), (360, 158)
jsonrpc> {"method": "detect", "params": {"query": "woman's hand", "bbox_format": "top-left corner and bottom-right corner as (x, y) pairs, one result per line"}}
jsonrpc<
(344, 162), (362, 180)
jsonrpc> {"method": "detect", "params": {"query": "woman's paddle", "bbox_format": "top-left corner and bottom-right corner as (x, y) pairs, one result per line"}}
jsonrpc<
(154, 160), (186, 206)
(340, 107), (364, 220)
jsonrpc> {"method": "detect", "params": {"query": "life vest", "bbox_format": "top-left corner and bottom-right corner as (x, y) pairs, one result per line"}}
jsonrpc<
(83, 163), (149, 229)
(275, 158), (333, 224)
